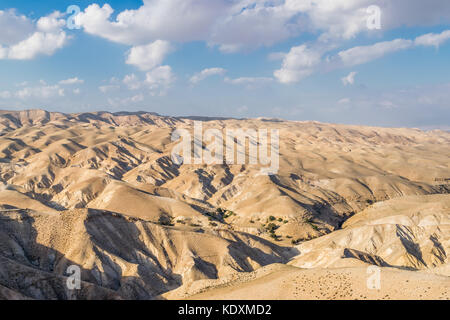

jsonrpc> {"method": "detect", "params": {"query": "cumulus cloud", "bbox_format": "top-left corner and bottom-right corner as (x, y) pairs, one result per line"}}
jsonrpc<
(123, 74), (142, 90)
(119, 67), (176, 96)
(59, 77), (84, 85)
(72, 0), (306, 51)
(0, 91), (11, 99)
(273, 45), (322, 83)
(15, 85), (65, 100)
(274, 27), (450, 84)
(224, 77), (273, 87)
(0, 10), (68, 60)
(126, 40), (172, 71)
(36, 11), (66, 33)
(190, 68), (227, 84)
(73, 0), (450, 51)
(99, 85), (120, 93)
(338, 39), (413, 67)
(0, 10), (34, 45)
(75, 1), (228, 45)
(415, 29), (450, 47)
(108, 94), (145, 108)
(7, 31), (67, 60)
(145, 66), (176, 96)
(342, 72), (357, 86)
(68, 0), (450, 88)
(210, 1), (303, 52)
(4, 79), (85, 101)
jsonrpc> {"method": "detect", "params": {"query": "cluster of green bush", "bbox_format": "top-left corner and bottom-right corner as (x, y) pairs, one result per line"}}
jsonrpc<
(216, 208), (235, 219)
(303, 218), (319, 231)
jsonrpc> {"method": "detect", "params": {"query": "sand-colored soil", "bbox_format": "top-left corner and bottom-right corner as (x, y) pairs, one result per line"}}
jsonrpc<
(0, 110), (448, 300)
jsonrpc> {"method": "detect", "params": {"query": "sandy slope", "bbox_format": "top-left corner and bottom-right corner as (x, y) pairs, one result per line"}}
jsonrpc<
(184, 264), (450, 300)
(0, 109), (449, 300)
(289, 195), (450, 270)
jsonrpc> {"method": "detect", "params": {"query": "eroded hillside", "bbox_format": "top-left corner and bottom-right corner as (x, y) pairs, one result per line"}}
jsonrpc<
(0, 110), (449, 299)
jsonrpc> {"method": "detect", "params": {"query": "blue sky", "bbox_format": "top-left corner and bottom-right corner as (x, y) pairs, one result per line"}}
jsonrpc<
(0, 0), (449, 128)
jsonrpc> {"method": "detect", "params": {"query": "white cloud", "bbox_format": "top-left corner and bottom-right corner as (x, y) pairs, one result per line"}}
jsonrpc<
(190, 68), (227, 84)
(211, 2), (303, 52)
(36, 11), (66, 33)
(73, 88), (81, 95)
(126, 40), (172, 71)
(7, 30), (67, 60)
(145, 66), (175, 96)
(15, 84), (65, 100)
(0, 10), (34, 45)
(415, 29), (450, 47)
(0, 11), (68, 60)
(123, 74), (142, 90)
(342, 71), (357, 86)
(99, 85), (120, 93)
(0, 91), (11, 99)
(274, 45), (322, 83)
(379, 100), (397, 109)
(338, 39), (413, 67)
(119, 68), (176, 95)
(338, 98), (351, 104)
(224, 76), (273, 87)
(74, 0), (450, 52)
(274, 28), (450, 84)
(75, 1), (228, 45)
(108, 94), (145, 107)
(59, 77), (84, 85)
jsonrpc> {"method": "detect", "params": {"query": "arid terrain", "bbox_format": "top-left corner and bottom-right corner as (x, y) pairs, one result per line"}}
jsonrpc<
(0, 109), (449, 300)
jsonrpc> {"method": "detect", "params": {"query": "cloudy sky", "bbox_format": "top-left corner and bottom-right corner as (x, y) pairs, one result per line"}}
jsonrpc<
(0, 0), (449, 128)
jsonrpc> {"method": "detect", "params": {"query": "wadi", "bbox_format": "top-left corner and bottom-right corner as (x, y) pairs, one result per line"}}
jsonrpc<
(0, 109), (449, 300)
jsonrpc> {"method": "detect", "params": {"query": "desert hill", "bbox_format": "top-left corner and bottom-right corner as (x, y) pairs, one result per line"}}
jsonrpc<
(0, 109), (448, 300)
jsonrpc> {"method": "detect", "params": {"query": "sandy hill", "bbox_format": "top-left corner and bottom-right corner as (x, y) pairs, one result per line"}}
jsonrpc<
(0, 109), (449, 300)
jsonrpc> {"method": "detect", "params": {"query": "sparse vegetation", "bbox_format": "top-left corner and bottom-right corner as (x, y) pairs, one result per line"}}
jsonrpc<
(189, 223), (201, 227)
(270, 233), (281, 241)
(216, 208), (236, 219)
(265, 222), (278, 233)
(304, 218), (320, 232)
(159, 216), (174, 226)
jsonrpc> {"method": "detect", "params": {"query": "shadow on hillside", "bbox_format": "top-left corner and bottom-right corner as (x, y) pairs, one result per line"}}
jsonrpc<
(0, 208), (298, 300)
(0, 208), (177, 300)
